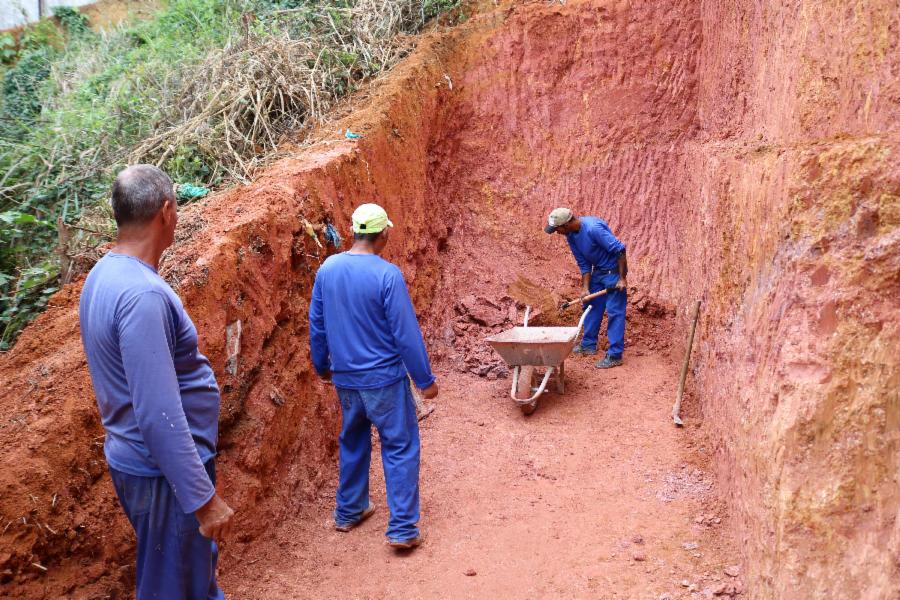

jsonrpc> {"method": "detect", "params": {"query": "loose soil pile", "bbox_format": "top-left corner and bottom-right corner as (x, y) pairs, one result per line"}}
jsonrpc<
(0, 0), (897, 598)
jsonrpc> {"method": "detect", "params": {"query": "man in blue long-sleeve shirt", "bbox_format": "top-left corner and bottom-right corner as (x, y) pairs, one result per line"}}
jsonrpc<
(309, 203), (438, 550)
(545, 207), (629, 368)
(79, 165), (234, 599)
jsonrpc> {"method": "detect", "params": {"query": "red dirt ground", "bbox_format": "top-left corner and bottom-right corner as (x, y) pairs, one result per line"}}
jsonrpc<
(220, 356), (744, 600)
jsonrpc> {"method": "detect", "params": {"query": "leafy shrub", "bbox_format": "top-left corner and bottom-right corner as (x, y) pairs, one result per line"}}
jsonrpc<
(0, 34), (17, 65)
(423, 0), (459, 21)
(0, 210), (56, 350)
(1, 47), (54, 123)
(52, 6), (90, 36)
(20, 18), (64, 50)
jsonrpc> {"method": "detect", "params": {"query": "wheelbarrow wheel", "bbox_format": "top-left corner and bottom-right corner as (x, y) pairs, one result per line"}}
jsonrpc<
(516, 366), (537, 415)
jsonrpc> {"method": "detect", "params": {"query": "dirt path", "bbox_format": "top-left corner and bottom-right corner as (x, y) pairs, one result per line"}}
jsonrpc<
(221, 350), (742, 599)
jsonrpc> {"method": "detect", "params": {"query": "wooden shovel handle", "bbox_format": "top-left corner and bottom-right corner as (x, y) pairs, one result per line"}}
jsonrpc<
(560, 288), (610, 310)
(672, 300), (702, 426)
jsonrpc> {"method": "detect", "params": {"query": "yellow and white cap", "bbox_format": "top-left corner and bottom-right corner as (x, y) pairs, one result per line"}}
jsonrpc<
(544, 207), (573, 233)
(352, 203), (394, 234)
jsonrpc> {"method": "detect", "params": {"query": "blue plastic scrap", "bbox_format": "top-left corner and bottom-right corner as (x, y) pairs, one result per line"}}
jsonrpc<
(175, 184), (210, 203)
(324, 223), (342, 248)
(345, 129), (362, 140)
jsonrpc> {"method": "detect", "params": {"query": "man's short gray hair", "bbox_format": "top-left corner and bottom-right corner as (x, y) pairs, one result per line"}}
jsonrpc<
(111, 165), (175, 226)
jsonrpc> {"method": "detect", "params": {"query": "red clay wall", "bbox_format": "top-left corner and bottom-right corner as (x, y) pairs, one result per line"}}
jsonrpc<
(420, 1), (898, 596)
(691, 1), (899, 596)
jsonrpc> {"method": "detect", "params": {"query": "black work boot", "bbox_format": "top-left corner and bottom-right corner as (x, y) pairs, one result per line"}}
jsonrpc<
(572, 344), (597, 356)
(595, 354), (623, 369)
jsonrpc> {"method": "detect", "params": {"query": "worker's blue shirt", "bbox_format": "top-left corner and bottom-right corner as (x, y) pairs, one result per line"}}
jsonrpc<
(309, 252), (435, 391)
(79, 253), (218, 513)
(566, 217), (626, 273)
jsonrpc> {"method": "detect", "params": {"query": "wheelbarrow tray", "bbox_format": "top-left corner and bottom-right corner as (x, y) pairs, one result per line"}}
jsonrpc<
(486, 326), (581, 367)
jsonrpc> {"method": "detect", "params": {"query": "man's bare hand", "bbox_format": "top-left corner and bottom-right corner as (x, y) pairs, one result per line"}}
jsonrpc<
(196, 494), (234, 541)
(422, 382), (439, 399)
(614, 278), (628, 291)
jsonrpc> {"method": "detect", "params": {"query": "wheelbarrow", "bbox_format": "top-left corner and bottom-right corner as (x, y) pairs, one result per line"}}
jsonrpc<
(485, 305), (592, 415)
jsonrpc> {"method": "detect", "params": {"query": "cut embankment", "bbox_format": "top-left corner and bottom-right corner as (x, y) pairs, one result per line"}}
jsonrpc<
(0, 29), (457, 595)
(0, 0), (896, 598)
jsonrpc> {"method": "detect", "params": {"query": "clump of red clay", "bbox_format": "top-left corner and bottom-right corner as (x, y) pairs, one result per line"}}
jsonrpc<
(1, 0), (897, 597)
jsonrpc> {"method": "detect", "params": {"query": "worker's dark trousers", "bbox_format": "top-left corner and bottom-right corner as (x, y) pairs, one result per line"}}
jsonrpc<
(109, 460), (225, 600)
(581, 270), (627, 358)
(334, 378), (421, 542)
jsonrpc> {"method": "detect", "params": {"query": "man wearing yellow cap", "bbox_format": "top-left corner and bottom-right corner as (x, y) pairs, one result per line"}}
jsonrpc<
(308, 203), (438, 550)
(545, 207), (628, 368)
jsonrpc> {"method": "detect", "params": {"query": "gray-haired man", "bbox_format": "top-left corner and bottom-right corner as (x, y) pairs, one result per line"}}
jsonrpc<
(79, 165), (233, 599)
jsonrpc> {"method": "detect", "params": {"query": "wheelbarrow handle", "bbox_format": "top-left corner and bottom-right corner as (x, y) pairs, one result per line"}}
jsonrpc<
(575, 305), (593, 335)
(510, 365), (555, 404)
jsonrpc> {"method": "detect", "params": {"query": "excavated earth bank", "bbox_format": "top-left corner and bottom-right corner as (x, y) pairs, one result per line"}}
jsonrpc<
(0, 0), (897, 598)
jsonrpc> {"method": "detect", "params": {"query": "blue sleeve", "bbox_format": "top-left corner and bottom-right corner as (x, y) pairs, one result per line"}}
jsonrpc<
(309, 272), (330, 376)
(117, 291), (215, 514)
(383, 268), (436, 389)
(590, 223), (626, 255)
(567, 236), (592, 275)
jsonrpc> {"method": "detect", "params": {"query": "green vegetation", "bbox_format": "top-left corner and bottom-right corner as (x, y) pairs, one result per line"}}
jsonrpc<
(0, 0), (460, 350)
(0, 33), (17, 64)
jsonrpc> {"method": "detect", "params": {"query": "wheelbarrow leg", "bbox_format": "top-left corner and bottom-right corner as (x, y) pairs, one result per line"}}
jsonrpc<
(510, 365), (553, 416)
(515, 366), (537, 415)
(556, 361), (566, 394)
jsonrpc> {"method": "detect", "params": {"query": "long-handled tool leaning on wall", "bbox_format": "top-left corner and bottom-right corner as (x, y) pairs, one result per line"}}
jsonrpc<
(673, 300), (701, 426)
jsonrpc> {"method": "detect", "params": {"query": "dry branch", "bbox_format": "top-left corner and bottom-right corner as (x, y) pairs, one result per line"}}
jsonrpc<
(130, 0), (424, 179)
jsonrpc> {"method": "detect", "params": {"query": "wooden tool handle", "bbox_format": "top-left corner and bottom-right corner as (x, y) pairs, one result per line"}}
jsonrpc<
(580, 288), (610, 303)
(672, 300), (701, 426)
(561, 288), (610, 310)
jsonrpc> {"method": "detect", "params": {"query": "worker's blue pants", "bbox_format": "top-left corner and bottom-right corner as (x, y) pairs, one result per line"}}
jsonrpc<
(580, 270), (627, 358)
(109, 460), (224, 600)
(334, 378), (420, 542)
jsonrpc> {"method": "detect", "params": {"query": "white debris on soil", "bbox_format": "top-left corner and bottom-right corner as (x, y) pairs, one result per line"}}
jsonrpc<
(656, 464), (713, 502)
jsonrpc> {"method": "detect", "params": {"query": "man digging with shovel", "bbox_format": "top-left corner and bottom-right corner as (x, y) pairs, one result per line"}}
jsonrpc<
(545, 207), (628, 368)
(309, 203), (438, 551)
